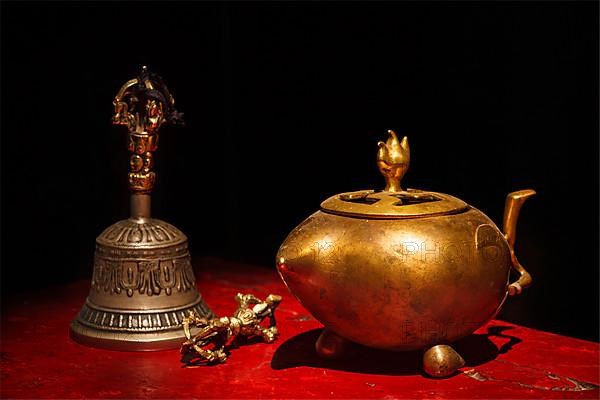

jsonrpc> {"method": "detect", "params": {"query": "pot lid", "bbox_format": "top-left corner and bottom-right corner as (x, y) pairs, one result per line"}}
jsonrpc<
(320, 131), (469, 219)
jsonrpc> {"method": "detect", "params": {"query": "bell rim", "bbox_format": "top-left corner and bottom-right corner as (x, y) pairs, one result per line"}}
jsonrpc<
(69, 320), (189, 351)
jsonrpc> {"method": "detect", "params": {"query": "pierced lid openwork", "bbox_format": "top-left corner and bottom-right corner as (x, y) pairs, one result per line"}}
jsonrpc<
(320, 130), (469, 219)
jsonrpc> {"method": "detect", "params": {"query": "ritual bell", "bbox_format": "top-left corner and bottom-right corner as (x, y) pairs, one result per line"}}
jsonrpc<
(70, 67), (213, 350)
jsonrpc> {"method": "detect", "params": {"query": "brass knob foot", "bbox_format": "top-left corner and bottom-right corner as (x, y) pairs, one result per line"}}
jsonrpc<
(315, 329), (348, 360)
(423, 344), (465, 378)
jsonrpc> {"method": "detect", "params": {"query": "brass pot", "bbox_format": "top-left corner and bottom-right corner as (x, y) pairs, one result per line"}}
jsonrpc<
(276, 130), (535, 377)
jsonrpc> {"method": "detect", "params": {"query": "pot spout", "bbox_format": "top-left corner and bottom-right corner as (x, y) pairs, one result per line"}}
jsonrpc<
(502, 189), (536, 295)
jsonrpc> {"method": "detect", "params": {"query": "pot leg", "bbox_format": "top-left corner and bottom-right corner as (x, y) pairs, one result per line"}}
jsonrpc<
(422, 344), (465, 378)
(315, 329), (348, 359)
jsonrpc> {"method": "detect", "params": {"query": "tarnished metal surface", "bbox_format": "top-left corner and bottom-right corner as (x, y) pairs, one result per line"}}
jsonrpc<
(70, 68), (212, 350)
(277, 131), (536, 377)
(423, 344), (466, 378)
(278, 208), (511, 350)
(320, 189), (469, 218)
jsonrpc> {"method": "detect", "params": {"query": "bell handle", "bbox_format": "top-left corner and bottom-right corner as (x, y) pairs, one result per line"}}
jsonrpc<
(112, 67), (184, 220)
(502, 189), (536, 296)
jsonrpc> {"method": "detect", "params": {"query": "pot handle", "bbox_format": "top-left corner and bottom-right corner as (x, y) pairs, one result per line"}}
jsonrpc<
(503, 189), (536, 296)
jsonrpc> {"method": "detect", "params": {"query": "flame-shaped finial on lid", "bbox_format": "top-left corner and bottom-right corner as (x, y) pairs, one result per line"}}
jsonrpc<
(377, 130), (410, 192)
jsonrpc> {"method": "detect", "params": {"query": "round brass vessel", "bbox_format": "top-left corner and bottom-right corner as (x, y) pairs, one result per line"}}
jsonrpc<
(276, 130), (535, 377)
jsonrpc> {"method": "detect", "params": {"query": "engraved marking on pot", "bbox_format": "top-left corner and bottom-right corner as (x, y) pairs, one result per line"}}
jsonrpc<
(311, 237), (335, 264)
(475, 224), (506, 264)
(277, 243), (303, 267)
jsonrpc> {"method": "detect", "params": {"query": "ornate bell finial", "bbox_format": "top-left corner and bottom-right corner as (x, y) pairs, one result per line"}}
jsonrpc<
(377, 130), (410, 192)
(113, 66), (184, 197)
(70, 68), (213, 351)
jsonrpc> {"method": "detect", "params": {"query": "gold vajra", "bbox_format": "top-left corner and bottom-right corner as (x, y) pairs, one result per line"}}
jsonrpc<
(180, 293), (282, 365)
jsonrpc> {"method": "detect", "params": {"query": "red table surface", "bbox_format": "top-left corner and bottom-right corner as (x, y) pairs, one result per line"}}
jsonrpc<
(1, 257), (598, 399)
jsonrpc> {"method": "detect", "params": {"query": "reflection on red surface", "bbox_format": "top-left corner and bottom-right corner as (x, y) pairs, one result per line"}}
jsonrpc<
(1, 257), (598, 399)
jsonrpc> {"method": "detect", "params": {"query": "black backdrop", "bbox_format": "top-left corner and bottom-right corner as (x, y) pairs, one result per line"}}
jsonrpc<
(2, 2), (598, 341)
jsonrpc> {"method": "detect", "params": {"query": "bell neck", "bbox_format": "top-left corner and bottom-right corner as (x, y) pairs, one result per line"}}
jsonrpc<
(130, 193), (151, 222)
(113, 67), (183, 225)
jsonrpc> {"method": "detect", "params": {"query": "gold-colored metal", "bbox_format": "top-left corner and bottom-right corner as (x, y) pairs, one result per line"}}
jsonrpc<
(180, 293), (282, 364)
(423, 345), (466, 378)
(320, 189), (468, 218)
(70, 68), (212, 351)
(315, 329), (348, 360)
(504, 189), (536, 295)
(276, 130), (535, 377)
(322, 131), (466, 219)
(112, 66), (181, 195)
(377, 130), (410, 192)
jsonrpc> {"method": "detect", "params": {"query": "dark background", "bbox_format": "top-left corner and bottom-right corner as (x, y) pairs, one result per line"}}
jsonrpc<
(2, 2), (598, 341)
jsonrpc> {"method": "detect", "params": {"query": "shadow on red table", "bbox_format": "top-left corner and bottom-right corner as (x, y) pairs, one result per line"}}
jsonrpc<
(271, 325), (520, 377)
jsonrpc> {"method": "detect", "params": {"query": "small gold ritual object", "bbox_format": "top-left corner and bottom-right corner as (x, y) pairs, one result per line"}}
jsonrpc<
(180, 293), (282, 365)
(277, 130), (536, 377)
(70, 67), (213, 351)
